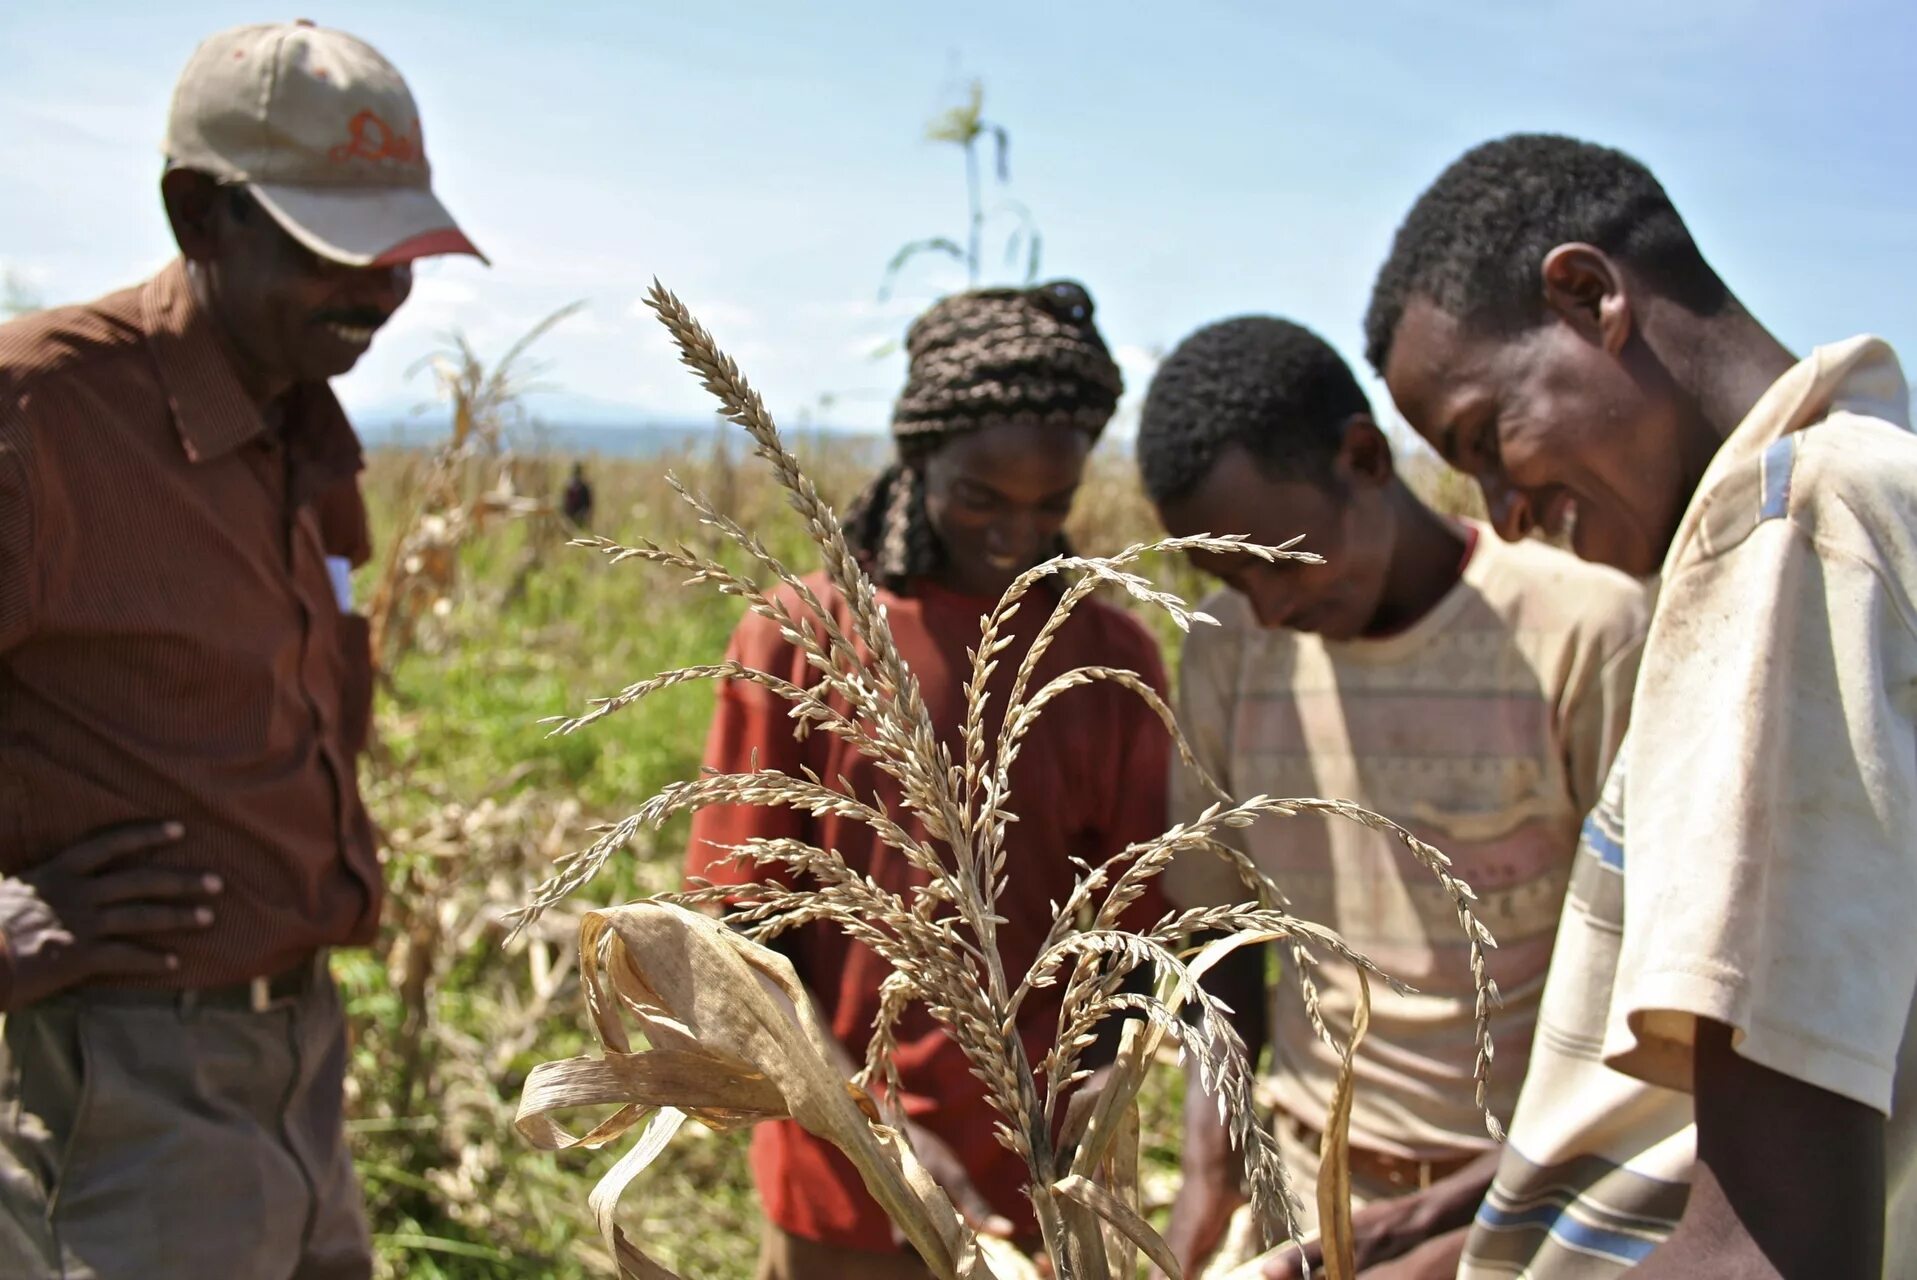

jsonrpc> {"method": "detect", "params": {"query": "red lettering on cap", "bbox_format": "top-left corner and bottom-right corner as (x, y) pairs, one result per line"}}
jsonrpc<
(328, 110), (425, 168)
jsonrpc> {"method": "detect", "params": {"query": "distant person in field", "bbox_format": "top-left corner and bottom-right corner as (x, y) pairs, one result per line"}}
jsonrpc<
(1369, 132), (1917, 1279)
(0, 21), (483, 1278)
(1134, 317), (1648, 1279)
(687, 281), (1172, 1280)
(562, 460), (594, 528)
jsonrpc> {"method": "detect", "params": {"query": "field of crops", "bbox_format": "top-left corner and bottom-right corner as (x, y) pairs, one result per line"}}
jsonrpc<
(340, 425), (1480, 1279)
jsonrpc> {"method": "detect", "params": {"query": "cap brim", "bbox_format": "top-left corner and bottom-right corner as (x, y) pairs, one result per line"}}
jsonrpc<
(248, 182), (489, 267)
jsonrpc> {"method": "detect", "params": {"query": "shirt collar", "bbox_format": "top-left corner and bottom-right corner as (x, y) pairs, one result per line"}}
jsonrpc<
(1659, 336), (1909, 578)
(140, 259), (363, 491)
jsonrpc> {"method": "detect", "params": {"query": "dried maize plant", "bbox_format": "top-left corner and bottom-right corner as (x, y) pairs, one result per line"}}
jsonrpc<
(509, 283), (1503, 1280)
(365, 302), (582, 675)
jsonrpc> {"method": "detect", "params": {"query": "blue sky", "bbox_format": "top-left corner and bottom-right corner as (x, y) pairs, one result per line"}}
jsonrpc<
(3, 1), (1913, 436)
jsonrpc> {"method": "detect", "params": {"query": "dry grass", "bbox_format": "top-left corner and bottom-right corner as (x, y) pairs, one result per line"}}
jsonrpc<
(500, 285), (1502, 1280)
(365, 304), (581, 676)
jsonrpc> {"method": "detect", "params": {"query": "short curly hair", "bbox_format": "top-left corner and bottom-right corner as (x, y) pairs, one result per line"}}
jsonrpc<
(1136, 316), (1369, 506)
(1363, 133), (1729, 374)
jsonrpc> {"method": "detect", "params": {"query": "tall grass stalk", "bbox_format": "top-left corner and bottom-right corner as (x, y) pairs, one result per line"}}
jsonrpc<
(511, 284), (1502, 1280)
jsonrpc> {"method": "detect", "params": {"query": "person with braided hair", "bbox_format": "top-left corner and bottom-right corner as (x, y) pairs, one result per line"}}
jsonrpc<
(686, 282), (1173, 1279)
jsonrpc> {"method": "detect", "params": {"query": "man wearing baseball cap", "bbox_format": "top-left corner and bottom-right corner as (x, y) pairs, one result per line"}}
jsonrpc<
(0, 21), (481, 1278)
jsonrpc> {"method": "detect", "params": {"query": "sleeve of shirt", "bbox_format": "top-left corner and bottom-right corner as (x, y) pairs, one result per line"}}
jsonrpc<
(1605, 518), (1917, 1113)
(1557, 596), (1648, 821)
(1159, 612), (1250, 911)
(0, 403), (37, 656)
(684, 601), (815, 893)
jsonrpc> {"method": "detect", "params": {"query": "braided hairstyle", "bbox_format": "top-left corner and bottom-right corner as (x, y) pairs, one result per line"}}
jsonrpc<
(843, 280), (1124, 590)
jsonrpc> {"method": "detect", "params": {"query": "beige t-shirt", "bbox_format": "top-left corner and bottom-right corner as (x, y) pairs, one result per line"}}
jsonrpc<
(1461, 336), (1917, 1277)
(1164, 524), (1648, 1158)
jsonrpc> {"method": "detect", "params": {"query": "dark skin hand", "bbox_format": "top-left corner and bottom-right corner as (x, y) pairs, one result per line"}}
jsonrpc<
(1255, 1160), (1493, 1279)
(0, 821), (222, 1010)
(1633, 1019), (1883, 1279)
(1346, 1227), (1470, 1280)
(1162, 939), (1496, 1280)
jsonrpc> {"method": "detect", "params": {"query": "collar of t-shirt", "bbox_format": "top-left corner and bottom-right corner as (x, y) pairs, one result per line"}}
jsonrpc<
(1662, 335), (1909, 580)
(1318, 517), (1479, 666)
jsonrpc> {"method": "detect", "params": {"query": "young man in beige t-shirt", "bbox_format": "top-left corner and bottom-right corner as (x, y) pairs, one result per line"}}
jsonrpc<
(1373, 132), (1917, 1278)
(1134, 317), (1648, 1277)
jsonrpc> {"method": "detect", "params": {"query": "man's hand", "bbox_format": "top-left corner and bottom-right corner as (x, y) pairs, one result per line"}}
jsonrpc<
(1355, 1228), (1469, 1279)
(1163, 1077), (1248, 1278)
(1257, 1150), (1499, 1278)
(1259, 1225), (1469, 1279)
(1, 821), (221, 1009)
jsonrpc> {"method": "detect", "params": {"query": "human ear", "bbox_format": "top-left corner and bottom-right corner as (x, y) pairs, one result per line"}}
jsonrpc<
(1540, 243), (1634, 356)
(160, 168), (223, 263)
(1334, 413), (1396, 490)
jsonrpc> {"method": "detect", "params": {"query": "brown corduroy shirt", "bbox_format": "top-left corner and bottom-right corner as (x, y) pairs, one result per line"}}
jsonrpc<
(0, 260), (381, 1008)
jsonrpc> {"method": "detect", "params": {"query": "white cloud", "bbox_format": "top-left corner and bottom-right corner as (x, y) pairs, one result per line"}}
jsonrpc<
(1113, 342), (1162, 380)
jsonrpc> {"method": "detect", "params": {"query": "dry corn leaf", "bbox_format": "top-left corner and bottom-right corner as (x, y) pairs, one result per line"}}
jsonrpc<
(515, 901), (1031, 1280)
(1100, 1096), (1144, 1279)
(593, 1106), (688, 1279)
(515, 1047), (781, 1146)
(1315, 971), (1371, 1280)
(1054, 1174), (1177, 1278)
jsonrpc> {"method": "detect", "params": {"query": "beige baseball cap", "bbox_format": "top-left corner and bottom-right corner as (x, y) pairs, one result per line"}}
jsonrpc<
(164, 20), (486, 267)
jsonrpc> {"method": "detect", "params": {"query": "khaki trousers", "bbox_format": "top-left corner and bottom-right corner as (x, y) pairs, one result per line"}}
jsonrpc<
(0, 961), (371, 1280)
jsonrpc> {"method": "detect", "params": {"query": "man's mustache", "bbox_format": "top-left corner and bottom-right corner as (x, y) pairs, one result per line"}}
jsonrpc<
(311, 308), (392, 328)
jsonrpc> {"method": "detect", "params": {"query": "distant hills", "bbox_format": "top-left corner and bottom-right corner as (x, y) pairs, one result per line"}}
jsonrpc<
(356, 417), (887, 461)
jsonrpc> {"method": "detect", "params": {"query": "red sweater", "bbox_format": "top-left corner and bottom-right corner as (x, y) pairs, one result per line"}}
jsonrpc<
(687, 573), (1171, 1251)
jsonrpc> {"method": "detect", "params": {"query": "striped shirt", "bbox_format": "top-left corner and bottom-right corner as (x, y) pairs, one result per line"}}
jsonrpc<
(0, 260), (380, 1007)
(1462, 338), (1917, 1277)
(1164, 524), (1648, 1160)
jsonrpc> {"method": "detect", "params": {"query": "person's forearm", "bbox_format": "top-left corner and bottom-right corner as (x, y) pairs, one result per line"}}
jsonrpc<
(1350, 1150), (1497, 1269)
(1359, 1225), (1469, 1279)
